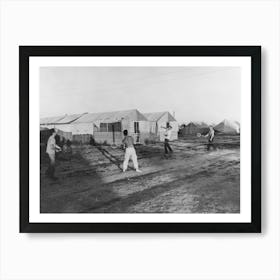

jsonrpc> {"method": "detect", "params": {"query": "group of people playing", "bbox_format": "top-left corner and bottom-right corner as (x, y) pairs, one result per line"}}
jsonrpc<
(45, 124), (215, 180)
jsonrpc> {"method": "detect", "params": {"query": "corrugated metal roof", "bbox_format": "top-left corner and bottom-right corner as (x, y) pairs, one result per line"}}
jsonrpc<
(40, 115), (66, 125)
(144, 112), (177, 122)
(72, 109), (147, 124)
(56, 113), (86, 124)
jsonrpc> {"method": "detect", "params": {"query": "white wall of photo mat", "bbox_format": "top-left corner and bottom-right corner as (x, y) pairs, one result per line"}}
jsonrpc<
(0, 0), (279, 279)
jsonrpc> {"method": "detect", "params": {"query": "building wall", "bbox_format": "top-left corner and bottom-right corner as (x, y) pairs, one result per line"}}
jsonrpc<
(58, 119), (155, 145)
(145, 114), (179, 142)
(157, 119), (179, 141)
(93, 132), (123, 145)
(71, 123), (94, 135)
(148, 121), (158, 134)
(127, 120), (150, 144)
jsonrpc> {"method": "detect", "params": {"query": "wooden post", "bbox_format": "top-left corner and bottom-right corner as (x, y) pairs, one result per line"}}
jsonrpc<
(112, 123), (115, 144)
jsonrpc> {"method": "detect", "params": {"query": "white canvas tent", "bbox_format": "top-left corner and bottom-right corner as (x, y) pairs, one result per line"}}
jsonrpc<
(214, 119), (240, 134)
(40, 115), (66, 129)
(40, 113), (87, 140)
(54, 113), (87, 132)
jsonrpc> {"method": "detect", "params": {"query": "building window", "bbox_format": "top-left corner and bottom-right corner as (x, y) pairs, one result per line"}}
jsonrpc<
(100, 123), (108, 132)
(134, 122), (140, 133)
(108, 122), (121, 132)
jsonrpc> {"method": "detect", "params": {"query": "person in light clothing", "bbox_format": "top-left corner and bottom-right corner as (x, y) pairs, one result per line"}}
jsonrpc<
(204, 126), (215, 143)
(203, 126), (216, 151)
(122, 130), (142, 173)
(46, 129), (61, 179)
(162, 123), (173, 155)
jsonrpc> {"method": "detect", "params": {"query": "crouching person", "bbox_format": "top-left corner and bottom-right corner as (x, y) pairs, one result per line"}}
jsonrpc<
(45, 128), (61, 180)
(122, 130), (142, 173)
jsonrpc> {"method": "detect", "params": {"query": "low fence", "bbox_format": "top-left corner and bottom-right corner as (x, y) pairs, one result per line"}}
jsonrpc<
(72, 134), (92, 144)
(93, 132), (123, 145)
(41, 128), (175, 146)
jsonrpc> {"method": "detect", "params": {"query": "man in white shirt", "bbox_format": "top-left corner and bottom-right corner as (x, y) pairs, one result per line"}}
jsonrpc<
(162, 123), (173, 156)
(45, 129), (61, 179)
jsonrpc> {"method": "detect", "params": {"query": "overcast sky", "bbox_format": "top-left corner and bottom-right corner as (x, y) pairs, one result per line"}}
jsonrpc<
(40, 66), (240, 124)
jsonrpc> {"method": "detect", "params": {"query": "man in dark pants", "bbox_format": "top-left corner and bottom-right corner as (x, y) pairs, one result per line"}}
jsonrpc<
(162, 123), (173, 157)
(45, 129), (61, 180)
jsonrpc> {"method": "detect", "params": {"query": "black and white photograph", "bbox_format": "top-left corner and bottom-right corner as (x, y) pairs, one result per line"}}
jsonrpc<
(40, 66), (241, 214)
(3, 0), (279, 279)
(20, 46), (261, 232)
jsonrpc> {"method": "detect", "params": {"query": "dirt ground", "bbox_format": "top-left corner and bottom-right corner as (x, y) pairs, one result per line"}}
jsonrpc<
(40, 135), (240, 213)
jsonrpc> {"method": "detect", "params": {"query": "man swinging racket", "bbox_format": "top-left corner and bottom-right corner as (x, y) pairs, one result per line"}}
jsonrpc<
(122, 130), (142, 173)
(197, 125), (216, 151)
(161, 122), (173, 157)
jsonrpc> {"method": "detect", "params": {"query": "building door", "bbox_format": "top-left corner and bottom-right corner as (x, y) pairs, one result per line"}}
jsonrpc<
(155, 122), (158, 135)
(134, 122), (140, 143)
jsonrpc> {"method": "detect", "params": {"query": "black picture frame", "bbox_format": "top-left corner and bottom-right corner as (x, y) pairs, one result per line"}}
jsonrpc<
(20, 46), (261, 233)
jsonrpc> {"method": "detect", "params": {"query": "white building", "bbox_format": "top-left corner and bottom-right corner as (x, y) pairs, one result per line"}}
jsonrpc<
(144, 111), (179, 141)
(71, 109), (150, 145)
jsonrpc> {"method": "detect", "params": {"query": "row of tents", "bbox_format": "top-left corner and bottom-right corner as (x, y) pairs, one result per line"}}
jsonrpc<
(179, 119), (240, 136)
(40, 109), (179, 145)
(40, 109), (240, 145)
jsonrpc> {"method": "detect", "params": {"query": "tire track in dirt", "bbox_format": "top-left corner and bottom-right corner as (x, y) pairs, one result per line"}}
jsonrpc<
(41, 141), (240, 213)
(80, 158), (238, 213)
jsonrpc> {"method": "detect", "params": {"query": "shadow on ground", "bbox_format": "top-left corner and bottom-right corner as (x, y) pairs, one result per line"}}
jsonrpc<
(40, 136), (240, 213)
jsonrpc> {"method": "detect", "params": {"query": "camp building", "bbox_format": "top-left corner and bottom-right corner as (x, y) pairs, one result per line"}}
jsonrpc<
(179, 121), (208, 136)
(144, 111), (179, 141)
(40, 109), (179, 145)
(40, 113), (86, 141)
(71, 109), (150, 145)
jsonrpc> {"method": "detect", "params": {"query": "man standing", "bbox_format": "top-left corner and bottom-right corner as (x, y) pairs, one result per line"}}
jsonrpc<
(122, 130), (142, 173)
(46, 129), (61, 179)
(162, 123), (173, 156)
(204, 126), (215, 142)
(203, 126), (215, 151)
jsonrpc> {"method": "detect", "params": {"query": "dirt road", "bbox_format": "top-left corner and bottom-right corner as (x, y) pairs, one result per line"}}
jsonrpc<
(40, 135), (240, 213)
